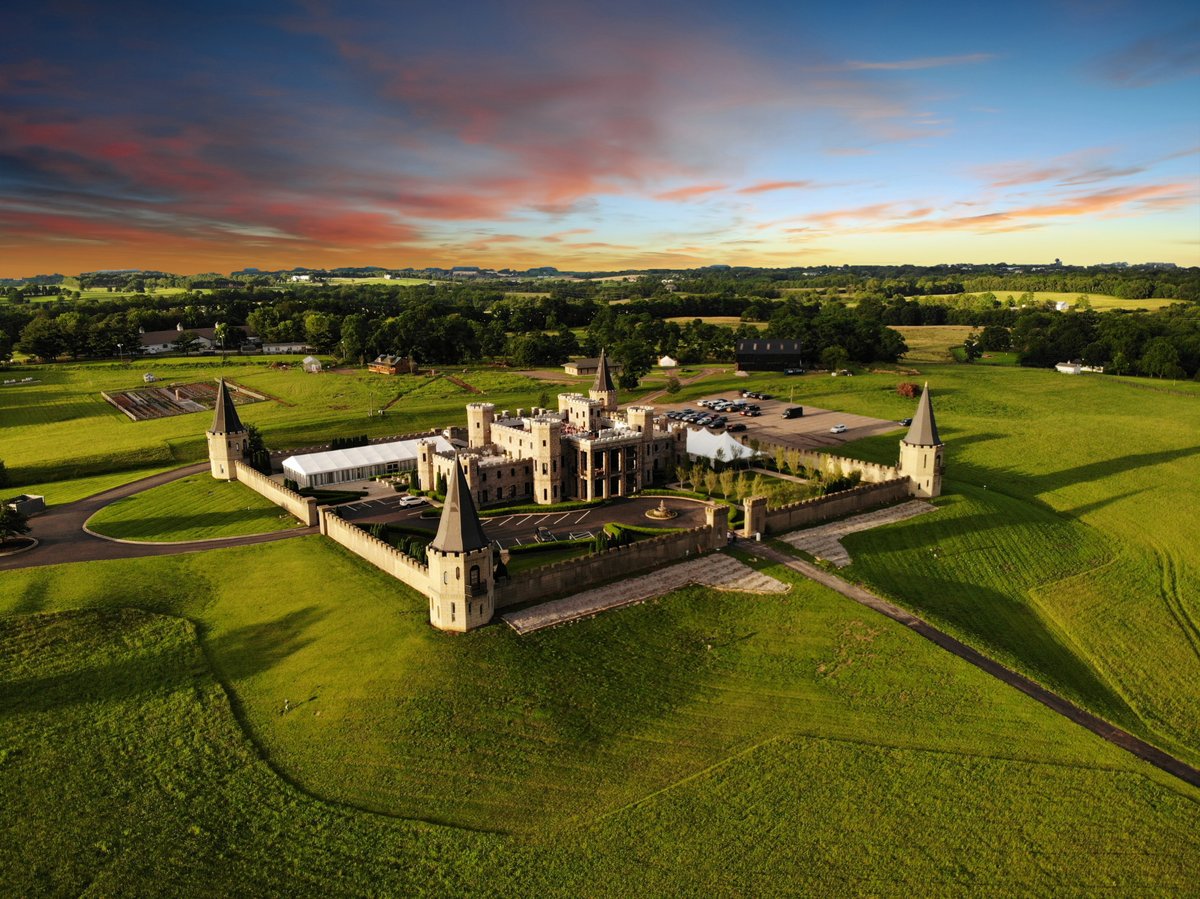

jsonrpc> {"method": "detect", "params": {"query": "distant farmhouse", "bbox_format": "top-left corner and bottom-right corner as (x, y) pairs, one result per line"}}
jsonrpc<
(735, 339), (804, 372)
(564, 356), (624, 377)
(368, 354), (417, 375)
(138, 323), (257, 355)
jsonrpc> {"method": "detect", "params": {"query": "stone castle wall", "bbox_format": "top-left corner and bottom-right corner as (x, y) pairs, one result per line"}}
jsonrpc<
(762, 478), (910, 534)
(319, 508), (431, 593)
(233, 460), (319, 526)
(746, 438), (900, 484)
(496, 518), (725, 609)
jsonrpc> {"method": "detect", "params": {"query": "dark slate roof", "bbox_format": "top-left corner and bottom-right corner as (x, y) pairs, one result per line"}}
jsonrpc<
(210, 378), (245, 434)
(904, 383), (941, 446)
(591, 348), (616, 393)
(735, 339), (804, 355)
(430, 455), (490, 554)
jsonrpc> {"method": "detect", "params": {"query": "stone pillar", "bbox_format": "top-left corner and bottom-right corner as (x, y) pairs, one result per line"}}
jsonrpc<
(742, 495), (768, 539)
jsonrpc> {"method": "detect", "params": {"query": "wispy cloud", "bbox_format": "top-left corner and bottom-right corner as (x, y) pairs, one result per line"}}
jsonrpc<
(736, 180), (815, 194)
(1089, 20), (1200, 87)
(653, 183), (729, 202)
(843, 53), (995, 71)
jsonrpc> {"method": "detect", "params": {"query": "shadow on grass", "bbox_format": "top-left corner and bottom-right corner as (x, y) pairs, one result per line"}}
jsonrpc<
(0, 606), (327, 717)
(92, 507), (291, 539)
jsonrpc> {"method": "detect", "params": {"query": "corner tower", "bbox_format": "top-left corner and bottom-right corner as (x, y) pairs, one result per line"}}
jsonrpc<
(206, 378), (248, 480)
(589, 349), (618, 413)
(426, 455), (495, 632)
(897, 383), (944, 498)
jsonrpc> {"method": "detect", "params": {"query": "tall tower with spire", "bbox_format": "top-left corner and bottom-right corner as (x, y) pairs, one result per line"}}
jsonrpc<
(589, 348), (618, 413)
(426, 454), (495, 632)
(897, 383), (944, 498)
(206, 378), (248, 481)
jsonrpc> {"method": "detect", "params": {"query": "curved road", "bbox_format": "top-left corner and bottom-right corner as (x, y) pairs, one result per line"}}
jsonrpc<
(749, 543), (1200, 792)
(0, 463), (316, 572)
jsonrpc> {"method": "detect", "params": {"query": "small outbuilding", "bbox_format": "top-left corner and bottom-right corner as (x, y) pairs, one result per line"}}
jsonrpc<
(1055, 361), (1082, 375)
(143, 372), (157, 383)
(735, 339), (804, 372)
(369, 354), (415, 375)
(302, 355), (323, 373)
(4, 494), (45, 516)
(564, 357), (624, 377)
(658, 355), (679, 369)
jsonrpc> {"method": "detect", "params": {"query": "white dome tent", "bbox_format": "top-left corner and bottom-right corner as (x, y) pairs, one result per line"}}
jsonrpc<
(302, 355), (323, 373)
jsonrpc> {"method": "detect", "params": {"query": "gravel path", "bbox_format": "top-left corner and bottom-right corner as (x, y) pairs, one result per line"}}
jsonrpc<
(780, 500), (934, 566)
(502, 553), (788, 634)
(0, 464), (315, 572)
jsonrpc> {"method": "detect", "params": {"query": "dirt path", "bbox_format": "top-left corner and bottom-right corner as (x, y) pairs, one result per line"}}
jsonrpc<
(630, 367), (722, 406)
(747, 543), (1200, 791)
(0, 464), (315, 572)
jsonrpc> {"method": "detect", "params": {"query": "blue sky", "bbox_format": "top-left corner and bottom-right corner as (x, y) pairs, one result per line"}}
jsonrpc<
(0, 0), (1196, 274)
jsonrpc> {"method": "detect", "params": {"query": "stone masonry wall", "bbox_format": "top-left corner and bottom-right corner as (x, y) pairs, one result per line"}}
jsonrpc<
(762, 478), (911, 535)
(746, 438), (900, 484)
(233, 460), (319, 526)
(495, 522), (723, 609)
(319, 508), (431, 593)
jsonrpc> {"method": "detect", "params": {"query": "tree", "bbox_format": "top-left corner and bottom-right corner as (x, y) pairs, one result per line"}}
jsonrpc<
(172, 330), (201, 355)
(819, 345), (849, 371)
(961, 333), (982, 362)
(16, 316), (63, 361)
(978, 325), (1011, 352)
(246, 424), (271, 474)
(1140, 338), (1183, 379)
(0, 506), (30, 546)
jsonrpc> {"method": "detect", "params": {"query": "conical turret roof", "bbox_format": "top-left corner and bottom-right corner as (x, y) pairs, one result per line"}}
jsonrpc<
(903, 383), (941, 446)
(591, 348), (615, 393)
(210, 378), (245, 434)
(430, 455), (490, 554)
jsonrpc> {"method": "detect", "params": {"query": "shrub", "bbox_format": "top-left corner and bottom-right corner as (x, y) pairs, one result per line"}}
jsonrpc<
(897, 382), (920, 398)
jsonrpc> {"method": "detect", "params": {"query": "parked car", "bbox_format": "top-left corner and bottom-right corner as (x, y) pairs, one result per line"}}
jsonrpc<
(396, 494), (427, 508)
(536, 527), (556, 543)
(900, 417), (913, 426)
(727, 422), (747, 432)
(782, 407), (804, 419)
(830, 424), (848, 434)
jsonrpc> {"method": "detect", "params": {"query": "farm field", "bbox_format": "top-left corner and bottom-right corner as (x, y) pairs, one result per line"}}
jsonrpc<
(665, 315), (767, 328)
(3, 540), (1199, 894)
(326, 276), (431, 285)
(0, 357), (559, 486)
(891, 325), (974, 362)
(919, 290), (1176, 311)
(85, 474), (300, 541)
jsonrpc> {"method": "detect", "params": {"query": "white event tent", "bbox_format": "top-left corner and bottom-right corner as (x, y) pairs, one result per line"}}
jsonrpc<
(283, 435), (453, 488)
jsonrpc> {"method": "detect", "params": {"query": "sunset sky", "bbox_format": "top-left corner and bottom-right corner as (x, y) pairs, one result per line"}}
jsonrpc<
(1, 0), (1198, 276)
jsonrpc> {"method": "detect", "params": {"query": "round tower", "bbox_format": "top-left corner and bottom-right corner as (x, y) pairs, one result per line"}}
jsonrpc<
(898, 382), (944, 498)
(426, 455), (495, 632)
(206, 378), (248, 481)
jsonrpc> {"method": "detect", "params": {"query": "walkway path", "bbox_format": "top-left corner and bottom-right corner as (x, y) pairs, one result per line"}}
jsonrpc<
(779, 500), (934, 566)
(628, 367), (722, 406)
(0, 464), (316, 572)
(502, 553), (788, 635)
(747, 543), (1200, 791)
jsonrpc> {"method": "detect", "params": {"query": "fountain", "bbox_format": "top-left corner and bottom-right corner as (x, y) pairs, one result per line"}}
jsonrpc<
(644, 498), (679, 521)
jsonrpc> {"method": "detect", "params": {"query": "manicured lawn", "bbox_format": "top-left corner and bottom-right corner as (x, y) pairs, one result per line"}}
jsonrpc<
(2, 545), (1198, 893)
(86, 474), (300, 541)
(6, 466), (179, 508)
(0, 358), (562, 486)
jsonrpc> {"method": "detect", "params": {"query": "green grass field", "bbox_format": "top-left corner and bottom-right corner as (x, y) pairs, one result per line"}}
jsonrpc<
(2, 541), (1198, 893)
(3, 355), (1200, 890)
(86, 474), (300, 541)
(0, 358), (562, 486)
(919, 290), (1176, 312)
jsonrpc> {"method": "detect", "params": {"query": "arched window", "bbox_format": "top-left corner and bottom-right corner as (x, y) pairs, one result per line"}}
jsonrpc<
(469, 565), (480, 586)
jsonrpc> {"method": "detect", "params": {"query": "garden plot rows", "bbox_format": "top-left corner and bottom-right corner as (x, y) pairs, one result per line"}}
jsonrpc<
(102, 381), (264, 421)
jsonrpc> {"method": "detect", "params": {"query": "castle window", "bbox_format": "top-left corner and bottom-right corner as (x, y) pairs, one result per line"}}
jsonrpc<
(443, 572), (449, 585)
(469, 565), (480, 585)
(451, 602), (456, 622)
(456, 566), (461, 580)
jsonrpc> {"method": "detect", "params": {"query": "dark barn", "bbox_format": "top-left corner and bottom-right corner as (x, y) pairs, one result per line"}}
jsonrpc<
(735, 339), (804, 372)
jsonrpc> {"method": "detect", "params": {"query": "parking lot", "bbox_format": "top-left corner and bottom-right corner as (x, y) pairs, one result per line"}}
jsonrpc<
(654, 385), (901, 450)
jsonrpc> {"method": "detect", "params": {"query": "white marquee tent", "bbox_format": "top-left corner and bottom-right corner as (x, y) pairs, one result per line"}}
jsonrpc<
(283, 435), (453, 488)
(684, 428), (760, 464)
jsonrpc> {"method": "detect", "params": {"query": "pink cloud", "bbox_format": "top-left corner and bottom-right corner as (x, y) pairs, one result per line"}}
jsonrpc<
(737, 180), (815, 194)
(653, 183), (729, 202)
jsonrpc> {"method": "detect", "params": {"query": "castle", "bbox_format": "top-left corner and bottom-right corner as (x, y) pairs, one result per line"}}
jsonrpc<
(205, 364), (944, 633)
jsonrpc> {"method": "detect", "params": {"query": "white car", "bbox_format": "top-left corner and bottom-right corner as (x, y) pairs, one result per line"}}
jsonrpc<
(396, 494), (427, 508)
(830, 424), (848, 434)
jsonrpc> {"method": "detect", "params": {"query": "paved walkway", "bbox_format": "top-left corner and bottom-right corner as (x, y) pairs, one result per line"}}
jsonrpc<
(0, 464), (315, 572)
(502, 553), (789, 635)
(747, 543), (1200, 791)
(780, 500), (934, 566)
